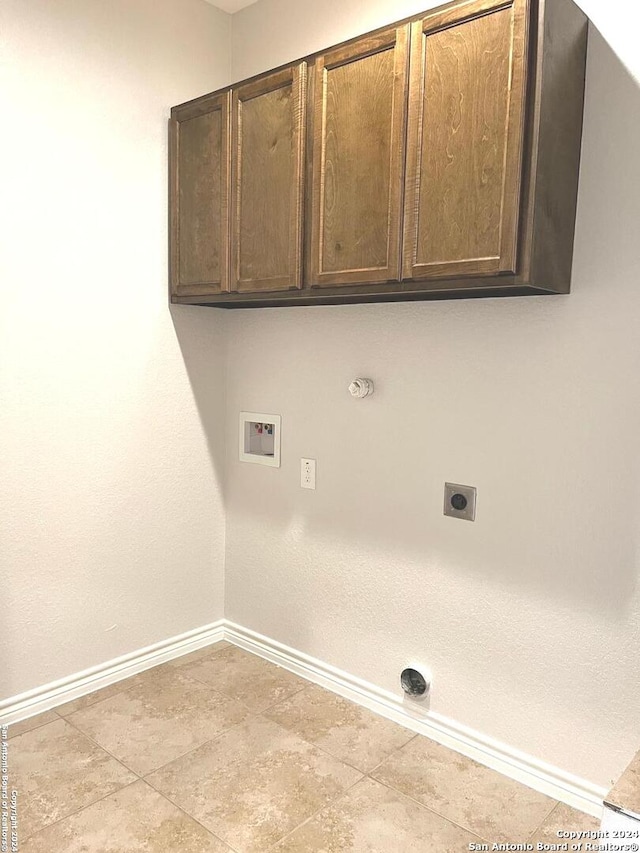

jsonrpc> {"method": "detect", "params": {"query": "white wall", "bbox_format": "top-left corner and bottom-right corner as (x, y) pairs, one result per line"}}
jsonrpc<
(226, 0), (640, 786)
(0, 0), (231, 699)
(2, 0), (639, 793)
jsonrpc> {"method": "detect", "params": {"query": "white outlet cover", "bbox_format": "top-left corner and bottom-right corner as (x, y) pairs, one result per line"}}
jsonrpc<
(301, 458), (316, 489)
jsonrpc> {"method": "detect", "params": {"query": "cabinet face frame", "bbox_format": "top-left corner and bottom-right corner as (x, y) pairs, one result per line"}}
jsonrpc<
(230, 64), (307, 293)
(169, 91), (231, 297)
(402, 0), (530, 282)
(308, 25), (410, 288)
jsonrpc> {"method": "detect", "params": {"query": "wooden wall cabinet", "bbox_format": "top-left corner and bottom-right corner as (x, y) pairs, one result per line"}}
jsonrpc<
(308, 25), (409, 287)
(403, 0), (528, 281)
(170, 92), (230, 297)
(170, 0), (588, 308)
(231, 64), (307, 293)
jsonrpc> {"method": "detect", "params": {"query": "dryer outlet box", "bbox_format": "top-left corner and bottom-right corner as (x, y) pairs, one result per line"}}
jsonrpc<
(444, 483), (477, 521)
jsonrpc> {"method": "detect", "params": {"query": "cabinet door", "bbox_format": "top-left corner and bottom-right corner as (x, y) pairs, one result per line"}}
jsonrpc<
(170, 92), (231, 297)
(309, 26), (410, 288)
(403, 0), (529, 281)
(231, 65), (307, 293)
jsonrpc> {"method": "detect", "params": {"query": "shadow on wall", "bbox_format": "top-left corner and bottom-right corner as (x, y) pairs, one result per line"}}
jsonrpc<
(170, 305), (227, 496)
(225, 24), (640, 624)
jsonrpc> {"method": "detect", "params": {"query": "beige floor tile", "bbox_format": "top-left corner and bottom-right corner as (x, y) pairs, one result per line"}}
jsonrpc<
(180, 645), (306, 712)
(67, 668), (250, 775)
(169, 640), (231, 668)
(8, 717), (135, 838)
(54, 657), (202, 717)
(21, 779), (232, 852)
(6, 710), (59, 739)
(56, 681), (132, 716)
(529, 802), (601, 843)
(265, 684), (415, 772)
(124, 661), (178, 688)
(275, 776), (483, 852)
(147, 715), (362, 852)
(372, 736), (555, 842)
(607, 749), (640, 814)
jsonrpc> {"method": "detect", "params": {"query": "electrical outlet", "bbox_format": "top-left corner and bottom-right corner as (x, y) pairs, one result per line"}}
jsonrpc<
(301, 458), (316, 490)
(443, 483), (476, 521)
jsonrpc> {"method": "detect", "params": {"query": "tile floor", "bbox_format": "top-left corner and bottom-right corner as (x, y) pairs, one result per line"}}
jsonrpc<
(6, 641), (600, 851)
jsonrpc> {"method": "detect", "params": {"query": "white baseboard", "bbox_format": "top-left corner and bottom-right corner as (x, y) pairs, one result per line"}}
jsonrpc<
(0, 620), (225, 725)
(0, 617), (606, 819)
(224, 621), (606, 819)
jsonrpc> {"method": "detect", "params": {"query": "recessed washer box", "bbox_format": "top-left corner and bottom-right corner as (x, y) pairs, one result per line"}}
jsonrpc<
(239, 412), (281, 467)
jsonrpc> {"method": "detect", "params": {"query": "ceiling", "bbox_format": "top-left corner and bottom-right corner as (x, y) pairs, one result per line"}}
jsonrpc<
(202, 0), (259, 13)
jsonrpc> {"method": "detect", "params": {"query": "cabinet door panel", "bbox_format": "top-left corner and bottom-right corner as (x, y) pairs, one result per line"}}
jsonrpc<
(231, 65), (306, 292)
(403, 0), (529, 281)
(309, 26), (409, 287)
(170, 92), (231, 296)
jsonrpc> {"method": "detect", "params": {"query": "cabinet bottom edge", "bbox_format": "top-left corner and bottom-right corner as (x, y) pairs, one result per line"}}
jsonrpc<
(171, 284), (566, 308)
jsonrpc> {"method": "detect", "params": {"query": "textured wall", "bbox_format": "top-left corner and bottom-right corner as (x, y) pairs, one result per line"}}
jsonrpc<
(3, 0), (639, 792)
(0, 0), (231, 698)
(226, 0), (640, 786)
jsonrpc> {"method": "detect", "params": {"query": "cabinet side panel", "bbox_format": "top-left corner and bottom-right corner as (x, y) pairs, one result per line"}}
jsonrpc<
(178, 110), (223, 288)
(169, 118), (179, 296)
(238, 85), (293, 283)
(529, 0), (588, 292)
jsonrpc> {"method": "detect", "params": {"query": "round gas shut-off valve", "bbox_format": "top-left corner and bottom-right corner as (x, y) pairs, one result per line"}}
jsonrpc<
(348, 378), (374, 399)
